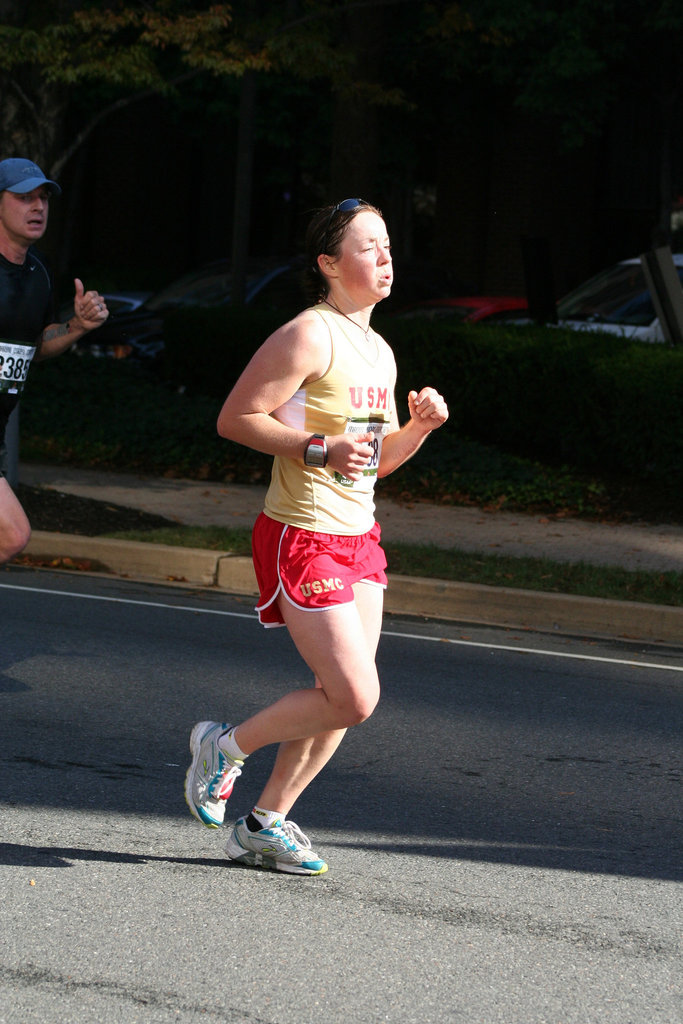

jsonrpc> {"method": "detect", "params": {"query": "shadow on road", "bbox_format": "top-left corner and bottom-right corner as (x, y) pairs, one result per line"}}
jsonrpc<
(2, 572), (681, 883)
(0, 842), (226, 870)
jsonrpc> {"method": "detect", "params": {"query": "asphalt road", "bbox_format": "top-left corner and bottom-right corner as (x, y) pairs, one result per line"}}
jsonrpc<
(1, 567), (681, 1024)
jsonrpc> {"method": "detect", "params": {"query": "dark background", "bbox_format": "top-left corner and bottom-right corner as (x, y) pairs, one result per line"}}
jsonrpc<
(59, 80), (680, 302)
(3, 1), (680, 307)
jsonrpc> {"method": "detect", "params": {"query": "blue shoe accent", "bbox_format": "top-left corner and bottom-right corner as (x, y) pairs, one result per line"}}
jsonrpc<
(184, 721), (242, 828)
(225, 817), (328, 875)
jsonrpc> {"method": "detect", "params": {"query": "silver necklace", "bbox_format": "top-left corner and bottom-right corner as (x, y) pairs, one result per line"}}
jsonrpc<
(325, 299), (371, 338)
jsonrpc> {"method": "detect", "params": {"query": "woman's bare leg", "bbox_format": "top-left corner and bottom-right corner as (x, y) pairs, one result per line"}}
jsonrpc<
(257, 729), (347, 816)
(249, 581), (385, 815)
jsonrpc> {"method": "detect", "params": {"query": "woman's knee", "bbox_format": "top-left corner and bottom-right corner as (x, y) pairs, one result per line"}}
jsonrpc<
(334, 682), (380, 728)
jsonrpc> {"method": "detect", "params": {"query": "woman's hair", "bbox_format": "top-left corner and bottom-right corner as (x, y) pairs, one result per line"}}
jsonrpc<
(303, 198), (382, 304)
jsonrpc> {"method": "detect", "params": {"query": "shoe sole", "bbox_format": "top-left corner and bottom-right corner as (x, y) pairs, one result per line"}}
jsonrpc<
(224, 835), (328, 876)
(184, 721), (225, 829)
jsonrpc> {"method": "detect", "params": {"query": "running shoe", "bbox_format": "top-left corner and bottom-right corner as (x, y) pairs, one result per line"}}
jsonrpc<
(224, 817), (328, 875)
(184, 721), (243, 828)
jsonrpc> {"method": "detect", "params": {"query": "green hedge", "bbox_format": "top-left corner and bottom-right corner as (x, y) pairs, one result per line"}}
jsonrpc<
(17, 309), (682, 515)
(19, 356), (273, 483)
(18, 353), (607, 513)
(441, 324), (683, 483)
(161, 306), (683, 488)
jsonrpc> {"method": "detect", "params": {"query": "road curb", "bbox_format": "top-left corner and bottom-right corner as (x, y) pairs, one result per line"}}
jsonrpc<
(18, 531), (683, 645)
(385, 574), (683, 644)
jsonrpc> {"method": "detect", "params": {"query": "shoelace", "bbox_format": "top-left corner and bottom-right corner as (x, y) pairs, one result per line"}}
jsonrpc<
(210, 762), (242, 799)
(280, 820), (312, 850)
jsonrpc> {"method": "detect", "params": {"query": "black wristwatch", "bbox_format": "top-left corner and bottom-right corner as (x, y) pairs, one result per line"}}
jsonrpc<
(303, 434), (328, 468)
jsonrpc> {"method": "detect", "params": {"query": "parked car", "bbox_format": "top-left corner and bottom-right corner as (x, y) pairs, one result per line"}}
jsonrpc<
(72, 257), (308, 360)
(393, 296), (528, 322)
(378, 259), (475, 313)
(59, 290), (154, 359)
(555, 253), (683, 342)
(71, 254), (479, 360)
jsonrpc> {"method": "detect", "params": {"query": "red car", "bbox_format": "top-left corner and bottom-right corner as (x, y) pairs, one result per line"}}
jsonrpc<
(394, 296), (528, 322)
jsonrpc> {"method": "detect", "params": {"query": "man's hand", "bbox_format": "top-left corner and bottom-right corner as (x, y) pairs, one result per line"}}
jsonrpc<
(71, 278), (109, 332)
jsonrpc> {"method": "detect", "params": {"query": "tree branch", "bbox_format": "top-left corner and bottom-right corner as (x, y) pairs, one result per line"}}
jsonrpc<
(8, 78), (41, 128)
(50, 69), (201, 179)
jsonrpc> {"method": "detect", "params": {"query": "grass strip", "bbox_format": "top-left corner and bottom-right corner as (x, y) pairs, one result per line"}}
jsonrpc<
(105, 526), (683, 608)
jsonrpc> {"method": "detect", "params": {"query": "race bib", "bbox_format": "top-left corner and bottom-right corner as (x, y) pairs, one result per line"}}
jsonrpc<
(334, 416), (389, 489)
(0, 339), (36, 396)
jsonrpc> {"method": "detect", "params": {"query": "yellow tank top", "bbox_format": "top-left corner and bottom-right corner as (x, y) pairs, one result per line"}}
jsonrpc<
(264, 304), (397, 534)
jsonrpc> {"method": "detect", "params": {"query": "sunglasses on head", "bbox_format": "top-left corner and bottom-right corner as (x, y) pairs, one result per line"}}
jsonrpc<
(321, 197), (365, 253)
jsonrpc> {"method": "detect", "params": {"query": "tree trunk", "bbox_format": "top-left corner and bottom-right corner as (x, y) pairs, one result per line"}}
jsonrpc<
(328, 7), (383, 200)
(656, 91), (676, 243)
(230, 70), (258, 306)
(0, 0), (74, 166)
(0, 69), (68, 169)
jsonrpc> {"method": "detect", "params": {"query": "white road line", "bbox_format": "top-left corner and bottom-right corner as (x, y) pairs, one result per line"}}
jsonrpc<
(382, 628), (683, 673)
(2, 581), (682, 673)
(0, 581), (254, 617)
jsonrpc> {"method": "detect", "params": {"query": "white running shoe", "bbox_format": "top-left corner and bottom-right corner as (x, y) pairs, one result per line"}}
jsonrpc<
(184, 721), (242, 828)
(225, 817), (328, 875)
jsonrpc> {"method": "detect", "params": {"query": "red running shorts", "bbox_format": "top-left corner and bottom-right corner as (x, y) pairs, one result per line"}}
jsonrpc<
(252, 512), (388, 627)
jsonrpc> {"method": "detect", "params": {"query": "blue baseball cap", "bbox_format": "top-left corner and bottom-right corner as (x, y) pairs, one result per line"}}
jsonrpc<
(0, 158), (61, 196)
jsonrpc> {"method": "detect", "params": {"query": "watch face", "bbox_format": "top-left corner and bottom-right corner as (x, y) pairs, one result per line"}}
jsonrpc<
(305, 438), (326, 467)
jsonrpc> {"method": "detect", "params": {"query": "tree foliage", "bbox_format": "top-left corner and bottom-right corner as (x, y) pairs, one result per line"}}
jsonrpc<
(1, 0), (680, 165)
(0, 1), (434, 173)
(0, 0), (679, 286)
(459, 0), (683, 146)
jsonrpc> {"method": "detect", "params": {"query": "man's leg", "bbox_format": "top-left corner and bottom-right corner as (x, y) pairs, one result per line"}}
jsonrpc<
(0, 477), (31, 564)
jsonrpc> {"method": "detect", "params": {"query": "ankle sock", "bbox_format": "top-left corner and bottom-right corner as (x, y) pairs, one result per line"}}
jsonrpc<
(247, 806), (284, 832)
(218, 727), (247, 763)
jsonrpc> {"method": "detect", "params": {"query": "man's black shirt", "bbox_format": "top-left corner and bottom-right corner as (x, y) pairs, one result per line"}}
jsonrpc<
(0, 247), (54, 438)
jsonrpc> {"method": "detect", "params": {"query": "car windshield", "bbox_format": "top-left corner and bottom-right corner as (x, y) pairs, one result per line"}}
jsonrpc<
(145, 264), (233, 311)
(557, 262), (683, 327)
